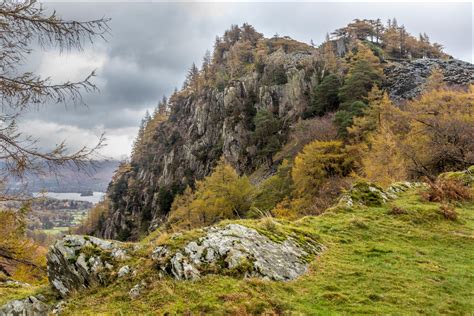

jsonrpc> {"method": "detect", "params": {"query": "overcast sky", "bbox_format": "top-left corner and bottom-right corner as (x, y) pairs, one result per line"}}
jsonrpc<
(21, 2), (472, 159)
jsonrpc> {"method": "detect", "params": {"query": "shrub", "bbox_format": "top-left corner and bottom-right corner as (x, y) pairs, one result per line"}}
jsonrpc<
(422, 177), (472, 203)
(438, 203), (458, 221)
(252, 160), (292, 212)
(388, 206), (408, 215)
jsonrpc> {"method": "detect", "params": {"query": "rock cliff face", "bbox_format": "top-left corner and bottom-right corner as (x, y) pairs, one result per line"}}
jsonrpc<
(101, 50), (314, 240)
(384, 58), (474, 100)
(100, 41), (473, 241)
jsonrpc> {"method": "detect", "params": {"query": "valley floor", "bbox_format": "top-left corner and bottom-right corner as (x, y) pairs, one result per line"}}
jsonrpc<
(2, 189), (473, 315)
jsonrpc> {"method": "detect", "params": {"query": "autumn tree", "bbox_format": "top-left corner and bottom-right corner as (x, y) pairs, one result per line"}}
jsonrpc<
(347, 85), (402, 143)
(424, 66), (445, 92)
(167, 160), (254, 230)
(292, 140), (350, 198)
(361, 125), (408, 186)
(319, 35), (339, 75)
(0, 205), (45, 283)
(291, 140), (352, 214)
(0, 0), (108, 273)
(131, 111), (151, 160)
(402, 85), (474, 177)
(356, 80), (473, 182)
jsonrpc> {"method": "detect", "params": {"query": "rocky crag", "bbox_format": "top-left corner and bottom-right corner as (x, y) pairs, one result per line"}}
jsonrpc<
(384, 58), (474, 100)
(98, 29), (473, 241)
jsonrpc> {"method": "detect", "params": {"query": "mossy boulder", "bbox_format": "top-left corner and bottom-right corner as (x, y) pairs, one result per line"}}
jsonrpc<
(47, 236), (129, 298)
(337, 181), (423, 208)
(438, 166), (474, 187)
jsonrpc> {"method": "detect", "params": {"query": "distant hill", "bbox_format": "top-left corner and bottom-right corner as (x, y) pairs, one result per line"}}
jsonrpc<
(6, 160), (120, 194)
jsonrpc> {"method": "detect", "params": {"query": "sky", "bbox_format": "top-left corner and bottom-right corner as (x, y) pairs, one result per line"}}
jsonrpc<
(21, 1), (473, 159)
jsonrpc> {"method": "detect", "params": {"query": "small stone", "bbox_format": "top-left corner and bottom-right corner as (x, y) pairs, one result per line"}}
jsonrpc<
(128, 281), (146, 299)
(118, 265), (130, 278)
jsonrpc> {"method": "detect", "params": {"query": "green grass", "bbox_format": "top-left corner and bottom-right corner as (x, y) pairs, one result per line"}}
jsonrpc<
(55, 188), (474, 315)
(6, 188), (473, 315)
(0, 284), (54, 307)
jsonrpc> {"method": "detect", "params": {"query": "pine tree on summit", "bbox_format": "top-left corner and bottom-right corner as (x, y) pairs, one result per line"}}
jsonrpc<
(183, 63), (199, 89)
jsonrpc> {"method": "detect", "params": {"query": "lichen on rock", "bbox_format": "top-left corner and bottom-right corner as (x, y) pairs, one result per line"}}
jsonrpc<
(0, 296), (49, 316)
(152, 223), (322, 281)
(47, 235), (128, 298)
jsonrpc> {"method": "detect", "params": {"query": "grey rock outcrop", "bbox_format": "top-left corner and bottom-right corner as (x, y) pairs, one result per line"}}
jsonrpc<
(0, 296), (49, 316)
(384, 58), (474, 101)
(47, 235), (128, 298)
(152, 224), (322, 281)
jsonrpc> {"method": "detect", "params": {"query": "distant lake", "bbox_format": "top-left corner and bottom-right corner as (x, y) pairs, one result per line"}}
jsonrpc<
(33, 192), (106, 204)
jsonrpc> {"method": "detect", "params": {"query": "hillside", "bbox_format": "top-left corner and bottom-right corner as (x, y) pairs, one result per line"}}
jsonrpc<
(94, 22), (473, 241)
(1, 176), (473, 314)
(6, 160), (120, 194)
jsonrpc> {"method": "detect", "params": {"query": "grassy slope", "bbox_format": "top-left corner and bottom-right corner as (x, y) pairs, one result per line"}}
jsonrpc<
(62, 189), (473, 315)
(2, 189), (473, 314)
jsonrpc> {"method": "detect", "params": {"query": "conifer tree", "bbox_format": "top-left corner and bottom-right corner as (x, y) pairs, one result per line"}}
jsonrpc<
(252, 110), (283, 166)
(309, 74), (341, 117)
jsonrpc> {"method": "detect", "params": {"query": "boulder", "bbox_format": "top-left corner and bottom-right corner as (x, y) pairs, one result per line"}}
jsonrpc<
(152, 224), (322, 281)
(47, 235), (128, 298)
(0, 296), (49, 316)
(337, 181), (424, 208)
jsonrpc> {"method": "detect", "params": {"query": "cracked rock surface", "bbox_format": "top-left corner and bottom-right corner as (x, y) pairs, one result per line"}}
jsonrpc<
(0, 296), (49, 316)
(46, 235), (127, 297)
(153, 224), (322, 281)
